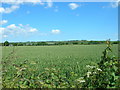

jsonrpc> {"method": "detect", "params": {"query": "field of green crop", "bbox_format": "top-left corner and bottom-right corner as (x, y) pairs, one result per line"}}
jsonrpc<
(2, 44), (118, 77)
(2, 44), (119, 88)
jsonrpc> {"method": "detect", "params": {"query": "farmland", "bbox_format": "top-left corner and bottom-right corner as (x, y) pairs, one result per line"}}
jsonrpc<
(2, 44), (119, 88)
(2, 44), (118, 75)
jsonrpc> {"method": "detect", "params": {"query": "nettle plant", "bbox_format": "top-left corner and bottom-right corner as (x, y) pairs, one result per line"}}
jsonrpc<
(81, 40), (120, 88)
(3, 63), (78, 88)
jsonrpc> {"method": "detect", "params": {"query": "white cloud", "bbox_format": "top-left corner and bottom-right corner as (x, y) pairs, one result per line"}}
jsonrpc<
(1, 0), (53, 14)
(1, 0), (51, 8)
(0, 7), (5, 13)
(0, 27), (5, 34)
(40, 2), (45, 5)
(0, 5), (19, 14)
(0, 20), (8, 25)
(29, 28), (38, 32)
(7, 24), (17, 29)
(0, 24), (38, 38)
(0, 0), (46, 14)
(68, 3), (79, 10)
(51, 29), (60, 34)
(3, 35), (8, 38)
(19, 24), (23, 27)
(47, 0), (53, 8)
(1, 0), (42, 4)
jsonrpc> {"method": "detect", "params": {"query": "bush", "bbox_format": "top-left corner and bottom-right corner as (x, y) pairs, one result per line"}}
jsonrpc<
(4, 41), (9, 46)
(81, 40), (120, 88)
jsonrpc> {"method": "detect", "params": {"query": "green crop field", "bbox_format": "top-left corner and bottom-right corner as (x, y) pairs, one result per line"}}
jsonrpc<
(2, 44), (118, 77)
(2, 44), (119, 88)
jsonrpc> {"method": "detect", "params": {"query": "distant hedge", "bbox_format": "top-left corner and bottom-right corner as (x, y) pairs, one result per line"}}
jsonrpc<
(0, 40), (119, 46)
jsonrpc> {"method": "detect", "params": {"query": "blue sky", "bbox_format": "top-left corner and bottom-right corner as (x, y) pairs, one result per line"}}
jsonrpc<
(0, 1), (118, 42)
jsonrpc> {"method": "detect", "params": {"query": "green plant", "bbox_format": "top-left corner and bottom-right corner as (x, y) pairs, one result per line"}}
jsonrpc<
(82, 40), (119, 88)
(3, 41), (9, 46)
(2, 61), (78, 88)
(2, 41), (119, 88)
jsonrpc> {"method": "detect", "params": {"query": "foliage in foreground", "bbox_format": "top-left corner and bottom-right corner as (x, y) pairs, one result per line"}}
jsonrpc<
(2, 40), (120, 88)
(82, 41), (120, 88)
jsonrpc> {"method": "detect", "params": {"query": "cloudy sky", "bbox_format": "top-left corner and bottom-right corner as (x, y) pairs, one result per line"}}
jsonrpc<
(0, 0), (118, 42)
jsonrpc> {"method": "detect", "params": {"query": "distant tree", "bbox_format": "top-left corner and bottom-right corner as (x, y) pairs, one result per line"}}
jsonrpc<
(12, 43), (18, 46)
(36, 42), (48, 46)
(65, 42), (69, 45)
(33, 42), (38, 46)
(81, 42), (84, 45)
(112, 41), (118, 44)
(26, 42), (32, 46)
(4, 41), (9, 46)
(55, 42), (65, 45)
(81, 40), (87, 42)
(88, 41), (100, 44)
(72, 42), (79, 45)
(41, 42), (48, 45)
(18, 43), (24, 46)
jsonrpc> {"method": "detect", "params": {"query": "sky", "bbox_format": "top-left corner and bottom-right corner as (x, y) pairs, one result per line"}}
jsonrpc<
(0, 1), (119, 42)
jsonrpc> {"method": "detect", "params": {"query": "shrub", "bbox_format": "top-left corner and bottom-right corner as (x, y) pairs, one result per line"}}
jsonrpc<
(81, 40), (120, 88)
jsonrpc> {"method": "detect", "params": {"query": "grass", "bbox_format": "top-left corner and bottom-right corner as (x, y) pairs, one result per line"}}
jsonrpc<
(2, 44), (118, 77)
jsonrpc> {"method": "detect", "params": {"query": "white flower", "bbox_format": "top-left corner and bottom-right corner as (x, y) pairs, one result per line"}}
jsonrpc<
(93, 72), (97, 74)
(86, 65), (96, 69)
(76, 77), (85, 83)
(86, 65), (90, 68)
(97, 68), (102, 71)
(87, 72), (91, 77)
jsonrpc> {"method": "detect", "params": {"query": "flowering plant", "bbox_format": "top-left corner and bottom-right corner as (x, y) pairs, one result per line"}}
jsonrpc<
(82, 40), (119, 88)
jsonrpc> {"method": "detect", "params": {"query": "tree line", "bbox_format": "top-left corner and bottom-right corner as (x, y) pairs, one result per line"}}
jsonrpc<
(0, 40), (119, 46)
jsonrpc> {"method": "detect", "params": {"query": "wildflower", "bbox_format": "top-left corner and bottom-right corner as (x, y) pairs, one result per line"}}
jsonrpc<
(93, 72), (97, 74)
(87, 72), (91, 77)
(86, 65), (90, 68)
(97, 68), (102, 71)
(86, 65), (96, 69)
(76, 77), (85, 83)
